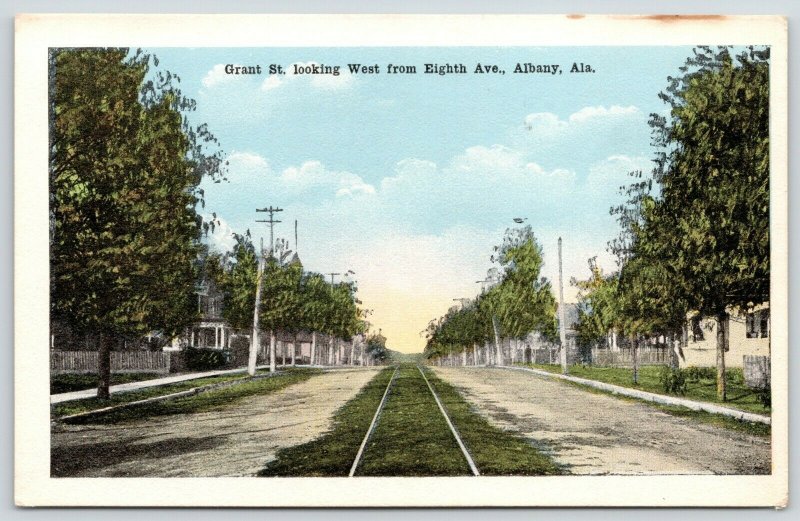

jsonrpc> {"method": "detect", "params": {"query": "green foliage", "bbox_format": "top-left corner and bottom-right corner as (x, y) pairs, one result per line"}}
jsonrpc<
(424, 226), (557, 362)
(185, 347), (229, 371)
(50, 48), (226, 341)
(659, 366), (688, 395)
(685, 366), (716, 382)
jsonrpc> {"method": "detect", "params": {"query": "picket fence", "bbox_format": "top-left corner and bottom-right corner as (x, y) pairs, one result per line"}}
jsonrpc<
(590, 347), (671, 367)
(50, 351), (172, 374)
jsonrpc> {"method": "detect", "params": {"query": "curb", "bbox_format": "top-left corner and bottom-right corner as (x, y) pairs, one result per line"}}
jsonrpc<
(53, 371), (282, 423)
(500, 365), (771, 425)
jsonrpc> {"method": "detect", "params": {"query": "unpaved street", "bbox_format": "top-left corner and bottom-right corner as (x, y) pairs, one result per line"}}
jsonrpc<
(51, 368), (380, 477)
(433, 367), (771, 475)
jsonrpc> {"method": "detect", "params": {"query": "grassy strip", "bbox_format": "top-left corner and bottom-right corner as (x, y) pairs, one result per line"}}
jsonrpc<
(54, 368), (316, 423)
(540, 371), (771, 438)
(259, 367), (396, 477)
(51, 372), (169, 394)
(423, 368), (562, 475)
(525, 363), (770, 415)
(356, 366), (471, 476)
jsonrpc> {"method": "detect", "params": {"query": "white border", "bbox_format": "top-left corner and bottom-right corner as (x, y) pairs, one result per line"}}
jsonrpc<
(14, 14), (788, 507)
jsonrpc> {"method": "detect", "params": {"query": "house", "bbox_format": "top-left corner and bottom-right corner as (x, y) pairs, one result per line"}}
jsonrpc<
(679, 304), (770, 369)
(165, 280), (240, 351)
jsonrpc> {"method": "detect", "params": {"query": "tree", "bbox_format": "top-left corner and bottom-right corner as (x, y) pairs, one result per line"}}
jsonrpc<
(639, 46), (770, 399)
(50, 48), (226, 398)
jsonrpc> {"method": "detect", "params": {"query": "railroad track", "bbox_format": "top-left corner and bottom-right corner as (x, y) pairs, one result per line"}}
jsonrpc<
(348, 365), (480, 477)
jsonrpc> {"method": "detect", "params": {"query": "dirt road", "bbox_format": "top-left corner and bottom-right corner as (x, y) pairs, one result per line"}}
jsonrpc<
(433, 367), (771, 475)
(51, 368), (380, 477)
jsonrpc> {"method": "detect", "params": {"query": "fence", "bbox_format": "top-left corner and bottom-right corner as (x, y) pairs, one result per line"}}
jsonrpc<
(590, 347), (671, 367)
(50, 351), (172, 374)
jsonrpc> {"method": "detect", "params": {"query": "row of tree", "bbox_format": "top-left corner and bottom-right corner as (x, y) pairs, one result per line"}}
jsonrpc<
(573, 46), (770, 399)
(204, 233), (388, 371)
(49, 48), (388, 399)
(423, 226), (559, 366)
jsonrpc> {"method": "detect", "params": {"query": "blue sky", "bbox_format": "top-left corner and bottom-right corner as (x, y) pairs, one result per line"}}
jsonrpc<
(151, 46), (694, 352)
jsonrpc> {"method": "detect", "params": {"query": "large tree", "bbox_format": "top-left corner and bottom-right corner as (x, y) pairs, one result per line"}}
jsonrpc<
(50, 48), (225, 398)
(612, 46), (770, 397)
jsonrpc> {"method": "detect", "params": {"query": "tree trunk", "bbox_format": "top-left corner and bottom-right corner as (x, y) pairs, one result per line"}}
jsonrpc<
(328, 337), (334, 365)
(269, 330), (276, 372)
(349, 339), (355, 366)
(291, 335), (297, 366)
(311, 332), (317, 366)
(717, 311), (728, 401)
(491, 315), (502, 366)
(631, 335), (639, 385)
(97, 331), (112, 399)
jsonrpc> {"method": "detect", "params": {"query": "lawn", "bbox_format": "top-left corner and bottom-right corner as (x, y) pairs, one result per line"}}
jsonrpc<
(51, 372), (169, 394)
(53, 368), (316, 422)
(525, 364), (770, 415)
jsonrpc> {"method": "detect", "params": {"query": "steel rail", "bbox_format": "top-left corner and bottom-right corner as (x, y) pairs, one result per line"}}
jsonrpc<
(417, 365), (480, 476)
(348, 366), (398, 477)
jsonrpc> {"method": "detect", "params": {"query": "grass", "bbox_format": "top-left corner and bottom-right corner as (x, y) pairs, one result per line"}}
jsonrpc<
(525, 365), (770, 438)
(356, 366), (472, 476)
(260, 364), (562, 477)
(421, 367), (562, 475)
(525, 363), (770, 415)
(259, 367), (396, 477)
(51, 372), (169, 394)
(53, 368), (316, 423)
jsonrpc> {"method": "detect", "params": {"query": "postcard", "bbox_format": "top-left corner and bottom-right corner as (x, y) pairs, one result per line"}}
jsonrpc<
(14, 14), (788, 507)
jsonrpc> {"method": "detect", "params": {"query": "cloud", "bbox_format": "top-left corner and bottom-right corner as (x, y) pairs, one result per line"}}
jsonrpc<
(568, 105), (640, 123)
(260, 61), (355, 92)
(201, 64), (247, 89)
(224, 151), (270, 185)
(203, 214), (237, 254)
(586, 154), (651, 192)
(524, 104), (641, 135)
(279, 161), (375, 197)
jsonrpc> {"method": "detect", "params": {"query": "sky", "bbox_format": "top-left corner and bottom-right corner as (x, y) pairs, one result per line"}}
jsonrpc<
(150, 46), (695, 353)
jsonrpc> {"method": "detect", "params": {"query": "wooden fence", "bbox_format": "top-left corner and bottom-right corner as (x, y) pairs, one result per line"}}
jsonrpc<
(50, 351), (172, 374)
(590, 347), (671, 367)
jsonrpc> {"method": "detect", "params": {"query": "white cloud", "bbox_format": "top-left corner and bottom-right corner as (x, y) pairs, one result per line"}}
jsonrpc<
(224, 151), (270, 185)
(203, 214), (237, 254)
(524, 104), (641, 134)
(260, 61), (355, 92)
(586, 154), (650, 191)
(201, 64), (245, 89)
(279, 161), (375, 197)
(568, 105), (640, 124)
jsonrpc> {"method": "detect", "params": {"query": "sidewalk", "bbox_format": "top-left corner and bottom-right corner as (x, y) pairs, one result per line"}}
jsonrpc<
(50, 364), (375, 404)
(50, 365), (271, 404)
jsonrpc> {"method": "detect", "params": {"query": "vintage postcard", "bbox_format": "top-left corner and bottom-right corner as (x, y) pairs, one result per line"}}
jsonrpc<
(15, 14), (787, 507)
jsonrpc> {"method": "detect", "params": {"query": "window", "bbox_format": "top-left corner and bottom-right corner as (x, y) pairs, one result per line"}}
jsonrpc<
(746, 309), (770, 339)
(759, 310), (770, 338)
(691, 317), (704, 342)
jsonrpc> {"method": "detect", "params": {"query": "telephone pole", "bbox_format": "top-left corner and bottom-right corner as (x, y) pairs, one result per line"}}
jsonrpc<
(252, 205), (283, 375)
(327, 272), (341, 285)
(256, 206), (283, 257)
(558, 237), (568, 375)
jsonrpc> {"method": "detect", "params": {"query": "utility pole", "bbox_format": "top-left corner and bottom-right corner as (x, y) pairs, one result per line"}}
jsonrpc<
(253, 206), (283, 374)
(248, 237), (265, 376)
(558, 237), (568, 375)
(256, 206), (283, 257)
(327, 272), (341, 285)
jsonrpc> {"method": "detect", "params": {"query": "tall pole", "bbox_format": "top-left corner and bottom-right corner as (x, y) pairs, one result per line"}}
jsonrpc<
(256, 206), (283, 256)
(255, 206), (283, 373)
(248, 238), (265, 376)
(558, 237), (568, 375)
